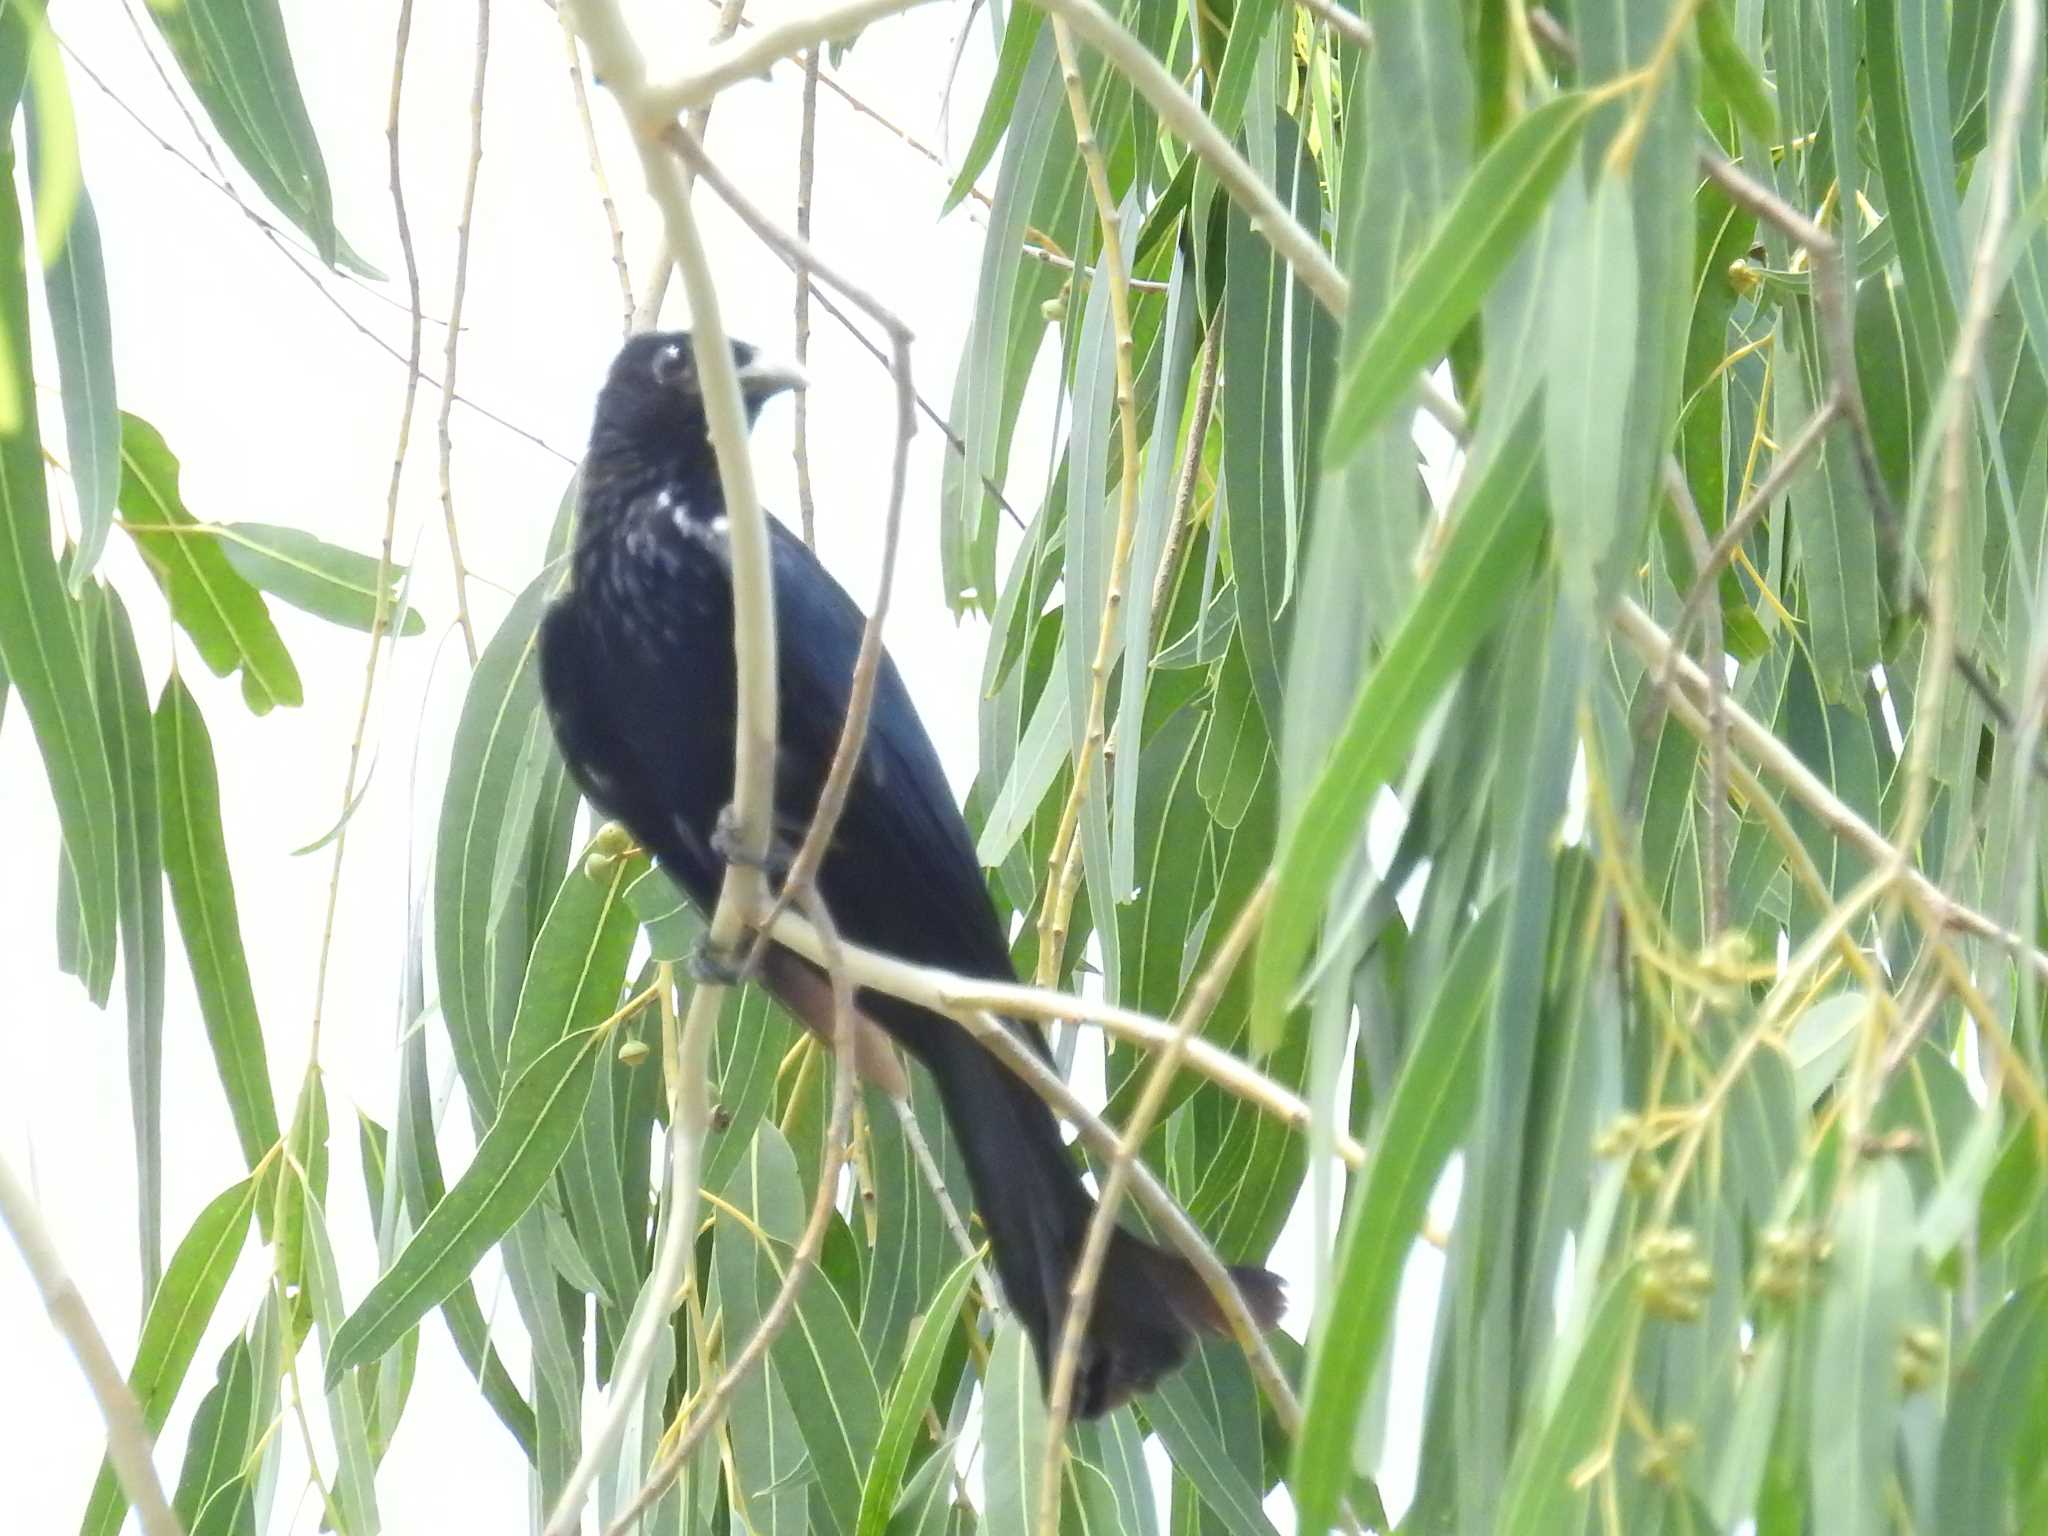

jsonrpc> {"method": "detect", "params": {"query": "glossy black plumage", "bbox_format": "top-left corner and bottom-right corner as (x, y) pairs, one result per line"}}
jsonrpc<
(538, 331), (1283, 1416)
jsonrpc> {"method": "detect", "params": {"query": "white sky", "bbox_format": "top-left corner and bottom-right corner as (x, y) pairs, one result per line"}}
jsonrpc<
(0, 3), (1447, 1531)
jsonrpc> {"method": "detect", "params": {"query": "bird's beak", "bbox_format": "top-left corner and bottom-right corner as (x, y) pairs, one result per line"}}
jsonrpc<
(734, 355), (809, 403)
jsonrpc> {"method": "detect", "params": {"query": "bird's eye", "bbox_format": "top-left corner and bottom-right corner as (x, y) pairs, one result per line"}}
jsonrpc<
(651, 343), (694, 390)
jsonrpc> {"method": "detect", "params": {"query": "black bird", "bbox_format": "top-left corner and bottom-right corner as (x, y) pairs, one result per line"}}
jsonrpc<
(538, 331), (1283, 1417)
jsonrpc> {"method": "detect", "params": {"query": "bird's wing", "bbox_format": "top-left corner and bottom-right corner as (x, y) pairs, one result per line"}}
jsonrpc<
(765, 519), (1020, 987)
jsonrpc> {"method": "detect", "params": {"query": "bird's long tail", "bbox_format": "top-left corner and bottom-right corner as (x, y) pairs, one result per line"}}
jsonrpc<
(918, 1022), (1285, 1418)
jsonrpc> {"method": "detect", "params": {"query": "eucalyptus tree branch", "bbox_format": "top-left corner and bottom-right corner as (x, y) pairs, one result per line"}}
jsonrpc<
(603, 892), (862, 1536)
(560, 7), (635, 334)
(642, 0), (942, 116)
(67, 30), (572, 462)
(541, 966), (714, 1536)
(1038, 878), (1273, 1536)
(544, 3), (784, 1527)
(1030, 0), (1349, 317)
(1613, 598), (2048, 979)
(435, 0), (489, 668)
(305, 0), (432, 1063)
(762, 900), (1370, 1168)
(1034, 15), (1146, 984)
(0, 1153), (182, 1536)
(944, 1001), (1303, 1427)
(1295, 0), (1372, 50)
(662, 125), (918, 972)
(794, 48), (820, 547)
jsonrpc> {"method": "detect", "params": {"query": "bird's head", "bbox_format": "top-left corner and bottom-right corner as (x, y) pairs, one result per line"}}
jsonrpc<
(586, 331), (806, 493)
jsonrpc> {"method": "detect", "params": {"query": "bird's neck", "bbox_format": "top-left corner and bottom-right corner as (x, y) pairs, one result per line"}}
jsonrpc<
(578, 424), (723, 539)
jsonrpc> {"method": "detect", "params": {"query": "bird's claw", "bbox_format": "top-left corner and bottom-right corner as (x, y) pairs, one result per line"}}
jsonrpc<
(689, 935), (750, 988)
(711, 804), (793, 881)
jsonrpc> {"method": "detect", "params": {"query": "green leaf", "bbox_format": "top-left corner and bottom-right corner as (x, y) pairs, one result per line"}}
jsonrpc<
(1323, 92), (1595, 460)
(506, 846), (640, 1081)
(217, 521), (424, 635)
(391, 1018), (538, 1460)
(0, 130), (117, 1005)
(155, 676), (281, 1173)
(1291, 897), (1506, 1532)
(327, 1028), (603, 1384)
(1697, 0), (1777, 142)
(1938, 1277), (2048, 1528)
(945, 5), (1043, 212)
(979, 1320), (1047, 1536)
(1544, 170), (1641, 610)
(1145, 1346), (1279, 1536)
(170, 1334), (259, 1536)
(142, 0), (367, 272)
(717, 1124), (884, 1536)
(120, 414), (301, 713)
(80, 1176), (257, 1536)
(858, 1251), (981, 1536)
(1254, 402), (1547, 1049)
(294, 1180), (380, 1534)
(91, 586), (165, 1292)
(25, 108), (116, 591)
(435, 572), (554, 1114)
(1495, 1267), (1644, 1535)
(1809, 1160), (1913, 1536)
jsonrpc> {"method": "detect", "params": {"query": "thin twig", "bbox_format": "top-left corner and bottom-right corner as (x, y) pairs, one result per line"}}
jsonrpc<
(1038, 878), (1273, 1536)
(631, 0), (750, 329)
(1614, 598), (2048, 978)
(561, 8), (635, 334)
(890, 1092), (986, 1274)
(0, 1153), (182, 1536)
(794, 49), (821, 548)
(436, 0), (490, 668)
(804, 278), (1026, 527)
(539, 966), (715, 1536)
(1034, 15), (1145, 984)
(1659, 462), (1729, 937)
(693, 0), (997, 209)
(1030, 0), (1349, 316)
(645, 0), (945, 117)
(945, 1002), (1302, 1428)
(306, 0), (432, 1062)
(63, 34), (572, 464)
(665, 126), (919, 965)
(604, 892), (861, 1536)
(759, 904), (1370, 1169)
(1294, 0), (1372, 50)
(1022, 240), (1172, 293)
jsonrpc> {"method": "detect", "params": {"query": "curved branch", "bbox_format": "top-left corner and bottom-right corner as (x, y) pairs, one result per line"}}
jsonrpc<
(0, 1153), (182, 1536)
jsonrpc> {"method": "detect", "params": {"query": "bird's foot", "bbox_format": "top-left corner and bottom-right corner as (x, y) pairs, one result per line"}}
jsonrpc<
(688, 934), (753, 989)
(711, 805), (794, 882)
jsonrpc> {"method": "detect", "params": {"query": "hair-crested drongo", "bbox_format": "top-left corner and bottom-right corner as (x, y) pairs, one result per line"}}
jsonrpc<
(538, 331), (1283, 1417)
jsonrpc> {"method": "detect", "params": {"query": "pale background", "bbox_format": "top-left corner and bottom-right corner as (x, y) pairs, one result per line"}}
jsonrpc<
(0, 2), (1445, 1529)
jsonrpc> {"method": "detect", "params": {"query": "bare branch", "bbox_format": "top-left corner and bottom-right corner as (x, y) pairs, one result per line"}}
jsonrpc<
(542, 3), (789, 1527)
(435, 0), (490, 668)
(644, 0), (945, 117)
(794, 49), (821, 548)
(0, 1153), (182, 1536)
(1034, 15), (1147, 984)
(603, 894), (862, 1536)
(1613, 598), (2048, 979)
(560, 6), (635, 335)
(1039, 878), (1273, 1534)
(1294, 0), (1372, 50)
